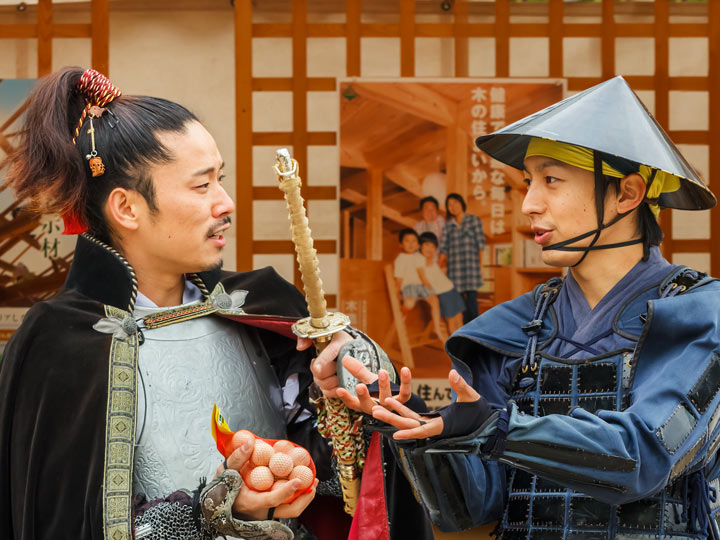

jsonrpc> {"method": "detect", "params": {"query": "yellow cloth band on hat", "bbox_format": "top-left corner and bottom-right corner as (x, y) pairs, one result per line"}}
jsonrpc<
(525, 138), (681, 218)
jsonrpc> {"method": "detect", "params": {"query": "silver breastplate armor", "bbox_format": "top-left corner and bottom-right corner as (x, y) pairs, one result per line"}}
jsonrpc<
(133, 308), (286, 500)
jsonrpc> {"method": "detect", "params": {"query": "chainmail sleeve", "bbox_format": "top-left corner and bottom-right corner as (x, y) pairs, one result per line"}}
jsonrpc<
(133, 486), (215, 540)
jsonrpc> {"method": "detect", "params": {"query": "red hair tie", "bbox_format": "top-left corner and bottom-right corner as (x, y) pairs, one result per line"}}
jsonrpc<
(72, 69), (122, 145)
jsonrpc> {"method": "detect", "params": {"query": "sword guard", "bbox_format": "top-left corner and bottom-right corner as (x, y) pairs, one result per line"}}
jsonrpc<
(291, 311), (351, 341)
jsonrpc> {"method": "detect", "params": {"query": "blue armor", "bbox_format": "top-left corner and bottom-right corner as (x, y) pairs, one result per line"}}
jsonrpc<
(388, 266), (720, 539)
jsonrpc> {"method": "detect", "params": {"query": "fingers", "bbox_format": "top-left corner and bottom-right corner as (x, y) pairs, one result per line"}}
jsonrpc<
(341, 356), (378, 385)
(312, 373), (341, 399)
(355, 384), (380, 412)
(336, 386), (374, 414)
(396, 366), (413, 404)
(377, 370), (392, 406)
(259, 479), (303, 508)
(274, 478), (319, 518)
(317, 330), (354, 359)
(309, 332), (357, 399)
(225, 442), (253, 471)
(448, 369), (481, 402)
(371, 405), (443, 439)
(383, 397), (422, 421)
(392, 420), (443, 440)
(371, 404), (422, 429)
(309, 351), (338, 380)
(296, 337), (313, 351)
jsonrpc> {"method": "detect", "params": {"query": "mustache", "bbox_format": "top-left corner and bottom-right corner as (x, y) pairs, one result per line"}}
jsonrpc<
(207, 216), (232, 237)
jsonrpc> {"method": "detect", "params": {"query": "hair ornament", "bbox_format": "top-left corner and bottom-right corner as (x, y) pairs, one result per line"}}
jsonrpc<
(72, 69), (122, 178)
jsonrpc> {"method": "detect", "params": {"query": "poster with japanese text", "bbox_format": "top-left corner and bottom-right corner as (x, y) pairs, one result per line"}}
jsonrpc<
(338, 79), (564, 377)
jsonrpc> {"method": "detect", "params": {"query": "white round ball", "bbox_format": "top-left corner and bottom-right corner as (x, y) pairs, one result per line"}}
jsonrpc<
(268, 452), (294, 478)
(289, 465), (313, 490)
(273, 440), (296, 454)
(248, 466), (274, 491)
(251, 440), (274, 466)
(288, 446), (311, 467)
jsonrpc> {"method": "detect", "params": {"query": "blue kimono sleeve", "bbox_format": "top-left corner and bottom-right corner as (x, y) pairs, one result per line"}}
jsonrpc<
(495, 293), (720, 504)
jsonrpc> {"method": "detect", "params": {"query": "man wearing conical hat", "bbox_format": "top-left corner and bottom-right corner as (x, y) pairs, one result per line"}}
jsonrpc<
(311, 77), (720, 538)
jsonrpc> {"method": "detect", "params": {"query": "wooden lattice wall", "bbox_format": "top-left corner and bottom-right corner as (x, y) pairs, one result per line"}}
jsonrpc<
(0, 0), (109, 77)
(236, 0), (719, 305)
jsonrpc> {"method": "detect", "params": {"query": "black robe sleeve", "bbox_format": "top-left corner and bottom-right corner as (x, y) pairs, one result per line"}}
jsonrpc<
(0, 294), (112, 540)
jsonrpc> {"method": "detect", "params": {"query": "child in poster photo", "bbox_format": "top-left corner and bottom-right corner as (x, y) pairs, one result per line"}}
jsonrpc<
(419, 232), (463, 334)
(393, 228), (448, 342)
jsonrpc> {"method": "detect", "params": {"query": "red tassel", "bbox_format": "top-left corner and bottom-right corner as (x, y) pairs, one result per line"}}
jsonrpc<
(62, 212), (88, 235)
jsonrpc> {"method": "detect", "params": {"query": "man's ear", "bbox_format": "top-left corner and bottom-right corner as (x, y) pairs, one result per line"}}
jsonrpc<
(105, 187), (141, 233)
(616, 173), (646, 214)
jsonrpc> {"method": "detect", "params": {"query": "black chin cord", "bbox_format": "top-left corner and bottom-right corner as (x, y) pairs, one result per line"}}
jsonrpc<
(540, 151), (645, 267)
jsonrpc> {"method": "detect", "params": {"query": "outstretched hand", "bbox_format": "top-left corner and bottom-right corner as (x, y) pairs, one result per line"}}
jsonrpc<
(372, 369), (481, 440)
(301, 331), (413, 414)
(336, 361), (413, 415)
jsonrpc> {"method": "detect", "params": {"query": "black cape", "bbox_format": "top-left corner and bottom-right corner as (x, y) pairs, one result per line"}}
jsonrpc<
(0, 233), (315, 540)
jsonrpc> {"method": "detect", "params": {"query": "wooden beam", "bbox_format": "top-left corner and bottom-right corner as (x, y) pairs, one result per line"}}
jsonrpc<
(0, 23), (92, 39)
(384, 165), (424, 199)
(292, 0), (308, 290)
(495, 0), (510, 78)
(359, 23), (399, 38)
(252, 132), (336, 146)
(567, 76), (709, 92)
(253, 186), (336, 200)
(363, 126), (446, 170)
(548, 0), (563, 78)
(342, 209), (351, 259)
(655, 0), (673, 259)
(400, 0), (415, 77)
(252, 77), (336, 92)
(341, 188), (417, 228)
(235, 0), (253, 271)
(253, 240), (336, 254)
(673, 239), (711, 252)
(340, 188), (365, 205)
(307, 23), (344, 37)
(366, 168), (383, 260)
(710, 0), (720, 275)
(91, 0), (110, 76)
(0, 25), (36, 39)
(340, 169), (369, 193)
(601, 0), (615, 80)
(37, 0), (52, 77)
(340, 144), (369, 168)
(351, 82), (457, 127)
(446, 125), (467, 197)
(346, 0), (361, 76)
(52, 23), (92, 38)
(454, 0), (468, 77)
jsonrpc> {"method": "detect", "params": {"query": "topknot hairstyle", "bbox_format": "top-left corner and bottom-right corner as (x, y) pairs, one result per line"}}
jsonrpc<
(2, 66), (198, 244)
